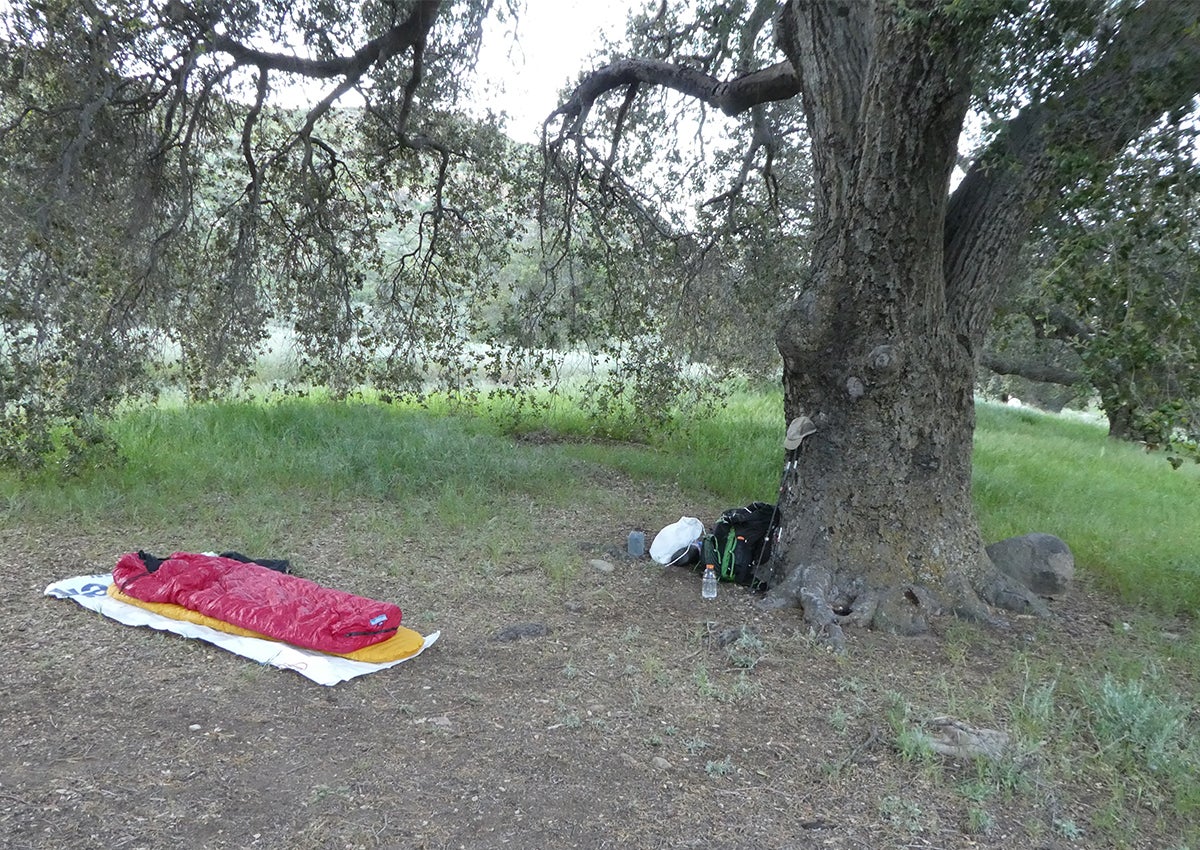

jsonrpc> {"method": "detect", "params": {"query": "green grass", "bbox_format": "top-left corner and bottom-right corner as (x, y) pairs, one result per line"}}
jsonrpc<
(5, 390), (1198, 846)
(972, 403), (1200, 616)
(4, 391), (1199, 616)
(482, 387), (784, 503)
(3, 397), (593, 557)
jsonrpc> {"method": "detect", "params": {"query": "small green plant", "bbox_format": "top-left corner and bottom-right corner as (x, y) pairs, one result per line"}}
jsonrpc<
(839, 676), (865, 696)
(884, 691), (937, 767)
(1084, 673), (1190, 773)
(895, 727), (936, 765)
(539, 546), (579, 585)
(975, 751), (1031, 798)
(965, 776), (994, 799)
(1054, 817), (1083, 840)
(630, 685), (643, 712)
(884, 690), (910, 732)
(829, 706), (850, 734)
(693, 664), (721, 700)
(1015, 668), (1059, 731)
(684, 737), (709, 756)
(942, 619), (980, 666)
(705, 756), (733, 778)
(729, 671), (758, 700)
(725, 629), (768, 670)
(965, 805), (995, 836)
(879, 795), (926, 833)
(309, 784), (352, 803)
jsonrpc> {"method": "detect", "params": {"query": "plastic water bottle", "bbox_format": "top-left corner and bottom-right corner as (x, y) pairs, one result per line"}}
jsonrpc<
(701, 564), (718, 599)
(627, 530), (645, 557)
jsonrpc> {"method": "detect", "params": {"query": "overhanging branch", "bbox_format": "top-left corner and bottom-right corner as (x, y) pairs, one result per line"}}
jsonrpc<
(978, 352), (1083, 386)
(547, 57), (800, 140)
(206, 0), (442, 81)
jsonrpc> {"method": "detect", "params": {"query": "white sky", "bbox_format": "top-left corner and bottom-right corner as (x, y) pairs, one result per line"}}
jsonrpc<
(476, 0), (641, 143)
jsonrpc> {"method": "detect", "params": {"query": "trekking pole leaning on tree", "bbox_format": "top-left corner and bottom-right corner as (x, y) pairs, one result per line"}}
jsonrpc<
(760, 413), (817, 564)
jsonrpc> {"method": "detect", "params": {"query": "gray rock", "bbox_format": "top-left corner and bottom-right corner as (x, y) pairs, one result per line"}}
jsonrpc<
(922, 716), (1010, 762)
(977, 568), (1052, 617)
(715, 625), (761, 648)
(651, 756), (673, 770)
(986, 533), (1074, 597)
(589, 559), (616, 574)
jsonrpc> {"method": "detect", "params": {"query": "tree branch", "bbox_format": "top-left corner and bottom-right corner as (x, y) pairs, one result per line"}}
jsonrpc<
(978, 351), (1083, 386)
(206, 0), (442, 81)
(547, 57), (799, 140)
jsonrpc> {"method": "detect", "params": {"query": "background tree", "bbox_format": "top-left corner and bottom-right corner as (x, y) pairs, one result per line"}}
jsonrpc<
(981, 117), (1200, 453)
(1, 0), (533, 467)
(1, 0), (795, 465)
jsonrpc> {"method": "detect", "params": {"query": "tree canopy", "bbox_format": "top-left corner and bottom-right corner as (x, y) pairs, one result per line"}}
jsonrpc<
(982, 112), (1200, 454)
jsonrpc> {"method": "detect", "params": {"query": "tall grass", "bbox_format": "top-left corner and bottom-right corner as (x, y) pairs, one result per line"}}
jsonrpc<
(973, 403), (1200, 616)
(486, 388), (784, 502)
(4, 392), (1198, 616)
(4, 398), (590, 556)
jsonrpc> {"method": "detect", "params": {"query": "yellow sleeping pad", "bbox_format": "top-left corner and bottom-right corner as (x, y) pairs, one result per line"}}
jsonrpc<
(107, 583), (426, 663)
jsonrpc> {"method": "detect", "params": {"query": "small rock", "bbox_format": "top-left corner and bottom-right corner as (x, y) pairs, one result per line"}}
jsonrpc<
(565, 600), (586, 614)
(978, 568), (1052, 618)
(188, 724), (201, 732)
(922, 716), (1010, 762)
(589, 559), (615, 574)
(651, 756), (673, 770)
(491, 622), (551, 642)
(716, 625), (760, 647)
(620, 753), (640, 769)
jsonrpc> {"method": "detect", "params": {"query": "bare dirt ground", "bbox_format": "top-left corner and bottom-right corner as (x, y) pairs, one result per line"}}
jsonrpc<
(0, 477), (1192, 850)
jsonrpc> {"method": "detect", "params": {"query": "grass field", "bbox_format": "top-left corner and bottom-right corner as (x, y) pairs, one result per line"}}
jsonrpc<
(6, 391), (1199, 614)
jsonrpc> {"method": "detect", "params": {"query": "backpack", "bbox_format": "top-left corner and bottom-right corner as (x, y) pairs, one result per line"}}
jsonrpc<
(700, 501), (781, 588)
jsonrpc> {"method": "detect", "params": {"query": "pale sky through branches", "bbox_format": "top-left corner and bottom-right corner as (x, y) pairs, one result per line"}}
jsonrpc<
(476, 0), (640, 144)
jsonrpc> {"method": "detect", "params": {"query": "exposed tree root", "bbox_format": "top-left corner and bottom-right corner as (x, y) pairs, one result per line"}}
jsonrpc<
(759, 558), (1051, 647)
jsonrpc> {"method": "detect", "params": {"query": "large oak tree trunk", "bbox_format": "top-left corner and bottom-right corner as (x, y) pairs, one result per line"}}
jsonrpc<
(760, 2), (1004, 637)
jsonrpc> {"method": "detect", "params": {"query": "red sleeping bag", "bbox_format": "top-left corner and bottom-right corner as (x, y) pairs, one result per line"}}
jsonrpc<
(112, 551), (402, 654)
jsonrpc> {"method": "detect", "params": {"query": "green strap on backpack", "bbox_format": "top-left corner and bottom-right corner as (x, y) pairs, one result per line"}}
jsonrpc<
(701, 528), (740, 582)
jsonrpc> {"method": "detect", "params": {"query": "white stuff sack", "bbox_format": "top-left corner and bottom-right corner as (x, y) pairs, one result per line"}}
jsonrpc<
(650, 516), (705, 565)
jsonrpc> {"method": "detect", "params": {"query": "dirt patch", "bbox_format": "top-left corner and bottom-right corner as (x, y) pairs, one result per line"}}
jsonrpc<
(0, 484), (1192, 850)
